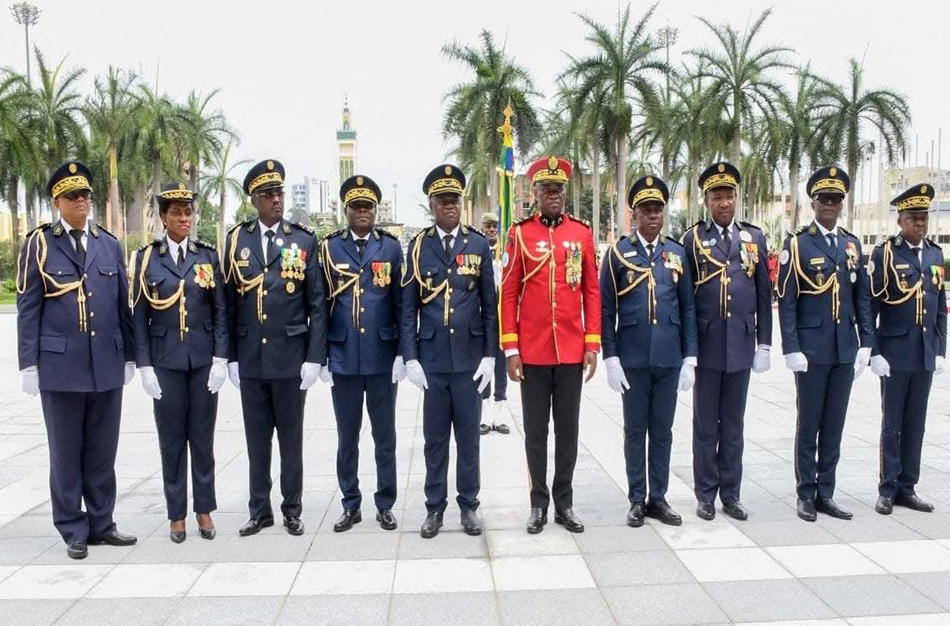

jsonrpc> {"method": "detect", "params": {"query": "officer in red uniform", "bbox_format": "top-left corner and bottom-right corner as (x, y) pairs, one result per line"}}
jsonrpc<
(501, 156), (601, 535)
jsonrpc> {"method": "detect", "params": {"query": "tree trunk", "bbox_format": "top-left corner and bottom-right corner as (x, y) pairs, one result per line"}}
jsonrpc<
(189, 157), (199, 194)
(571, 144), (581, 219)
(615, 133), (627, 236)
(591, 143), (601, 245)
(8, 178), (20, 247)
(846, 155), (858, 233)
(151, 157), (163, 237)
(731, 92), (742, 220)
(217, 187), (226, 252)
(126, 184), (144, 242)
(25, 191), (36, 231)
(690, 152), (701, 224)
(788, 159), (802, 231)
(488, 161), (498, 226)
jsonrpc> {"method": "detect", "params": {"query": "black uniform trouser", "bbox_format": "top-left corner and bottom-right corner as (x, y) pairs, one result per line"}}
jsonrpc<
(692, 367), (751, 504)
(521, 364), (583, 511)
(479, 356), (509, 403)
(879, 370), (933, 498)
(330, 374), (398, 512)
(240, 377), (306, 519)
(423, 371), (481, 513)
(623, 366), (679, 503)
(794, 363), (854, 500)
(41, 388), (122, 544)
(153, 365), (218, 520)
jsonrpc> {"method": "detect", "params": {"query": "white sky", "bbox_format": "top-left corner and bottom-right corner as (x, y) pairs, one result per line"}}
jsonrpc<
(1, 0), (946, 226)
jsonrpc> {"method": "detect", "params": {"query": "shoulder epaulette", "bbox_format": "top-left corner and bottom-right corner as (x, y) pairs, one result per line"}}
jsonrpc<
(92, 223), (117, 239)
(376, 227), (398, 240)
(838, 226), (856, 239)
(228, 221), (247, 234)
(324, 229), (344, 240)
(462, 225), (486, 238)
(793, 225), (809, 236)
(514, 214), (534, 226)
(688, 220), (705, 231)
(195, 239), (215, 250)
(423, 226), (437, 238)
(292, 221), (315, 235)
(139, 238), (162, 252)
(739, 220), (762, 231)
(665, 235), (685, 248)
(27, 222), (52, 236)
(567, 214), (591, 229)
(927, 237), (942, 250)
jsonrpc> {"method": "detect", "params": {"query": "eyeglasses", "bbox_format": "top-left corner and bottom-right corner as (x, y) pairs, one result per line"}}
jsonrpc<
(62, 190), (91, 202)
(254, 189), (285, 200)
(815, 193), (843, 206)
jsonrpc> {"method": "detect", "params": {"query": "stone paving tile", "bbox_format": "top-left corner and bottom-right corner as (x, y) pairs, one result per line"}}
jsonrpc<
(602, 582), (727, 625)
(703, 579), (837, 622)
(389, 591), (500, 626)
(393, 557), (493, 593)
(497, 588), (615, 626)
(767, 544), (885, 578)
(87, 563), (206, 598)
(165, 596), (284, 626)
(187, 561), (301, 596)
(802, 574), (943, 618)
(291, 560), (395, 595)
(853, 540), (950, 574)
(585, 550), (695, 586)
(677, 546), (791, 582)
(0, 599), (74, 626)
(54, 597), (180, 626)
(0, 564), (113, 599)
(275, 594), (391, 626)
(899, 571), (950, 610)
(491, 554), (595, 591)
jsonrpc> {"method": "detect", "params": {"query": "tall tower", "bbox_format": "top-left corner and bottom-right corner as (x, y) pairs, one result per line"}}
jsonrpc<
(337, 96), (357, 189)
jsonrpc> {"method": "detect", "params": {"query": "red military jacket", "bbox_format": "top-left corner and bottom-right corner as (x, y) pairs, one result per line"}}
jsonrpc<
(501, 212), (601, 365)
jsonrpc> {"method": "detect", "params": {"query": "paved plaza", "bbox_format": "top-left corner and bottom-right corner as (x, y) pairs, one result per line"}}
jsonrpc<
(1, 310), (950, 625)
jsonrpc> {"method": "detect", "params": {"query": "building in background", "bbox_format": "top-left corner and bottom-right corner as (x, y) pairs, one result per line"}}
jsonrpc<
(337, 98), (357, 193)
(854, 166), (950, 248)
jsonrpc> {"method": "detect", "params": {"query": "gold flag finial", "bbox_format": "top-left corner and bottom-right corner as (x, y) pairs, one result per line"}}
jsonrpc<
(497, 98), (514, 137)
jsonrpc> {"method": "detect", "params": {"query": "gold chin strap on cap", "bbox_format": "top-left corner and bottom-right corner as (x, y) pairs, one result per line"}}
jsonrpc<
(132, 245), (187, 340)
(227, 227), (264, 323)
(321, 238), (362, 328)
(689, 225), (729, 318)
(610, 243), (657, 324)
(16, 229), (88, 331)
(875, 241), (925, 325)
(408, 234), (451, 326)
(788, 235), (841, 322)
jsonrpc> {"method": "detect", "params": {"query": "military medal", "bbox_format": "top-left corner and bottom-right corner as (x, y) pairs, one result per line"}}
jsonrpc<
(193, 263), (215, 289)
(240, 247), (250, 261)
(740, 230), (752, 242)
(565, 242), (583, 290)
(286, 281), (296, 294)
(850, 272), (857, 284)
(816, 272), (825, 286)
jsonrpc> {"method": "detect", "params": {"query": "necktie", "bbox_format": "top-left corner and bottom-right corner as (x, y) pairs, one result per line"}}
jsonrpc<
(646, 243), (655, 258)
(176, 245), (185, 271)
(443, 234), (453, 259)
(69, 229), (86, 267)
(826, 234), (836, 251)
(722, 227), (731, 250)
(264, 231), (275, 264)
(356, 238), (367, 260)
(911, 246), (921, 265)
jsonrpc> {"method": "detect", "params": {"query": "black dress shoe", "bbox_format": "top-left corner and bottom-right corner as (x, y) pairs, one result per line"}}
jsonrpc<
(66, 541), (88, 560)
(420, 511), (443, 538)
(526, 507), (547, 534)
(627, 502), (645, 527)
(797, 498), (817, 522)
(875, 496), (894, 515)
(461, 509), (483, 536)
(88, 529), (137, 546)
(494, 423), (510, 435)
(554, 508), (585, 533)
(696, 501), (716, 521)
(283, 516), (305, 535)
(238, 516), (274, 536)
(333, 509), (362, 533)
(645, 499), (682, 526)
(480, 423), (491, 435)
(722, 501), (749, 521)
(376, 509), (397, 530)
(895, 492), (935, 512)
(816, 497), (853, 520)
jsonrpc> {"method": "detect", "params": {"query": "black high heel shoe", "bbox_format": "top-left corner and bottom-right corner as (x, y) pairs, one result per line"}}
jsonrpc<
(196, 514), (216, 540)
(170, 520), (186, 544)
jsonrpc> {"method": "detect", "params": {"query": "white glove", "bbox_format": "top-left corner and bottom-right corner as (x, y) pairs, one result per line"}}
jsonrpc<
(319, 364), (333, 386)
(300, 362), (321, 390)
(207, 357), (228, 393)
(936, 356), (945, 376)
(406, 359), (428, 391)
(472, 357), (495, 394)
(124, 361), (136, 385)
(870, 354), (890, 378)
(785, 352), (808, 372)
(752, 346), (771, 374)
(391, 355), (407, 384)
(854, 347), (871, 380)
(604, 356), (629, 393)
(21, 366), (39, 397)
(139, 366), (163, 400)
(678, 363), (695, 392)
(228, 361), (240, 389)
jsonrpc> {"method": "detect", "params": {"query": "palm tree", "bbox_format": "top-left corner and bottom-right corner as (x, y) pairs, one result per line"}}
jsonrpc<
(780, 64), (831, 229)
(561, 3), (666, 235)
(200, 138), (250, 250)
(84, 66), (139, 236)
(810, 58), (911, 231)
(132, 85), (181, 237)
(0, 69), (34, 244)
(442, 29), (543, 212)
(178, 89), (235, 194)
(688, 9), (791, 191)
(28, 48), (88, 223)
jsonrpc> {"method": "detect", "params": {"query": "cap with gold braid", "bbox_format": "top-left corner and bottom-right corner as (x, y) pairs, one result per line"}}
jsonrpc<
(628, 175), (669, 209)
(422, 164), (466, 197)
(806, 165), (851, 197)
(340, 174), (381, 207)
(698, 161), (741, 194)
(156, 182), (194, 210)
(47, 161), (93, 199)
(526, 156), (571, 184)
(243, 159), (285, 195)
(891, 183), (934, 212)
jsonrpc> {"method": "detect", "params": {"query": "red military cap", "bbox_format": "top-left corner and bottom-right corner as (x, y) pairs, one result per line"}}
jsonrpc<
(526, 156), (572, 184)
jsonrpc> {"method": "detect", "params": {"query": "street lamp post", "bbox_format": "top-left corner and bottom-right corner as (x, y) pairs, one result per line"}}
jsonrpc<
(655, 25), (679, 103)
(10, 2), (41, 86)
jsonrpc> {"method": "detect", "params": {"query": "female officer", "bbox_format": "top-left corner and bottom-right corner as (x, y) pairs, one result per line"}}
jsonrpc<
(130, 183), (228, 543)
